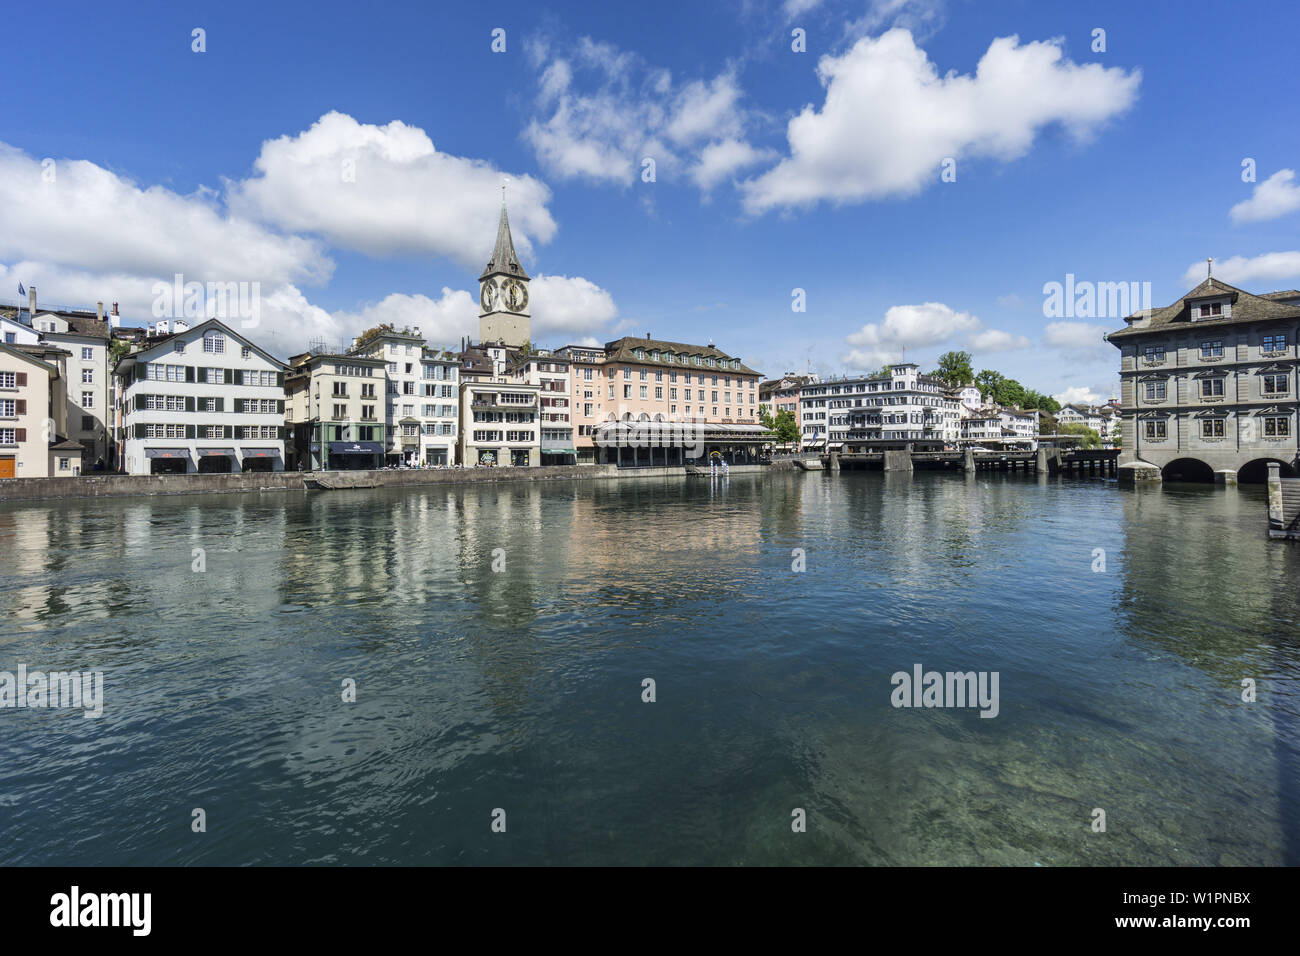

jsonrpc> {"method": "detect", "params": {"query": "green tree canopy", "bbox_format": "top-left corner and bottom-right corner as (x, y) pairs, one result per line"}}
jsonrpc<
(760, 408), (800, 445)
(932, 350), (974, 387)
(1059, 423), (1101, 448)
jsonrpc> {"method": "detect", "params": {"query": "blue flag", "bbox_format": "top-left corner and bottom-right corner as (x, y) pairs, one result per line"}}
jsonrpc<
(17, 283), (25, 296)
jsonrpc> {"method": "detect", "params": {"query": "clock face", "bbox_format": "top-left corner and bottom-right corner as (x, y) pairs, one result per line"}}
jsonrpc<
(503, 278), (527, 312)
(481, 281), (498, 312)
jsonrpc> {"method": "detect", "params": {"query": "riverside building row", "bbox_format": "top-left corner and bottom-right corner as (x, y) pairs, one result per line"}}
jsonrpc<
(760, 365), (1045, 452)
(7, 198), (767, 478)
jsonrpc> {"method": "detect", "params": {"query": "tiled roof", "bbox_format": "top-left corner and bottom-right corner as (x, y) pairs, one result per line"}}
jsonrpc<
(603, 336), (760, 376)
(1108, 277), (1300, 340)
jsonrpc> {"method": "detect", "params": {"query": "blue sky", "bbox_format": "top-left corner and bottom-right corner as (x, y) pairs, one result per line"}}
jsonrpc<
(2, 0), (1298, 404)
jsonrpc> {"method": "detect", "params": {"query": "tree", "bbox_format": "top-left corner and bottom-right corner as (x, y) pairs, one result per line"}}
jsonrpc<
(761, 408), (799, 444)
(932, 350), (974, 387)
(1059, 423), (1101, 448)
(866, 364), (893, 379)
(1022, 390), (1062, 414)
(354, 322), (395, 352)
(974, 369), (1004, 402)
(999, 378), (1027, 409)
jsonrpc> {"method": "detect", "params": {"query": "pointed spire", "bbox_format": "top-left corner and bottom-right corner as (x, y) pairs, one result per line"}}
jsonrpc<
(480, 195), (529, 281)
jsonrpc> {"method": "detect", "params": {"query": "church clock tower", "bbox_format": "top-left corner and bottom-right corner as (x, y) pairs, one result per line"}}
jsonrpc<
(478, 196), (531, 347)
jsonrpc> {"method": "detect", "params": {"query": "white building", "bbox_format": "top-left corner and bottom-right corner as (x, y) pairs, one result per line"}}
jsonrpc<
(515, 350), (575, 465)
(998, 408), (1040, 448)
(419, 346), (459, 466)
(114, 319), (289, 474)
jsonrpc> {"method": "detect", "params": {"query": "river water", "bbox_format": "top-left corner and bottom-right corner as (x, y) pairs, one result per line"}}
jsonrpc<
(1, 471), (1296, 865)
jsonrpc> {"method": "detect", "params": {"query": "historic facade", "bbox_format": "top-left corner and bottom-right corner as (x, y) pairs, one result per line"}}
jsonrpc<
(284, 351), (389, 471)
(0, 341), (82, 478)
(1107, 277), (1300, 482)
(114, 319), (290, 474)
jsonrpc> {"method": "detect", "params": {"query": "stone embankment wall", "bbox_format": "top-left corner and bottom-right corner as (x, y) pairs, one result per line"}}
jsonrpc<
(0, 465), (622, 502)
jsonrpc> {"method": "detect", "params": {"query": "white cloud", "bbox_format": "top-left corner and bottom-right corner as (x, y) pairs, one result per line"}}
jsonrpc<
(523, 40), (764, 193)
(691, 139), (777, 190)
(330, 288), (479, 352)
(529, 274), (620, 338)
(0, 144), (330, 287)
(848, 302), (979, 348)
(227, 112), (556, 268)
(742, 29), (1140, 213)
(1183, 251), (1300, 288)
(845, 0), (948, 40)
(842, 301), (1034, 369)
(0, 134), (617, 359)
(843, 301), (978, 368)
(783, 0), (823, 16)
(1230, 169), (1300, 224)
(969, 329), (1030, 351)
(1043, 321), (1111, 358)
(1053, 385), (1106, 407)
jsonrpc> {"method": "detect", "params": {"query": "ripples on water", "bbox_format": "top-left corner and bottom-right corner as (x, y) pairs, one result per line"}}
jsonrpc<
(0, 472), (1296, 865)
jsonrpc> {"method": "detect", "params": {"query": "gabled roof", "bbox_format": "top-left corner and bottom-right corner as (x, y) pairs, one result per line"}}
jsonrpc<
(116, 318), (288, 371)
(38, 312), (109, 339)
(480, 203), (530, 281)
(1109, 277), (1300, 340)
(0, 340), (60, 375)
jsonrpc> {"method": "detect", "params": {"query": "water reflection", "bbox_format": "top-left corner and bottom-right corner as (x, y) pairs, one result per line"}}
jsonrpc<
(0, 474), (1295, 864)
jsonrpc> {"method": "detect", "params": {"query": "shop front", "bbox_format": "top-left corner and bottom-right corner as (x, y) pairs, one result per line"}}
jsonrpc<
(197, 447), (236, 473)
(146, 448), (190, 474)
(240, 447), (282, 472)
(326, 440), (384, 471)
(593, 421), (774, 468)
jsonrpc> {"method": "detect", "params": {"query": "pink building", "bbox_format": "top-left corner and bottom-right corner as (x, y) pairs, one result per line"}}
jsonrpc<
(558, 336), (763, 465)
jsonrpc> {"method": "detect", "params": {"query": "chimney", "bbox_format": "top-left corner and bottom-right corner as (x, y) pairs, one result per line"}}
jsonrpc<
(646, 332), (651, 340)
(28, 286), (36, 318)
(111, 302), (119, 316)
(96, 301), (104, 321)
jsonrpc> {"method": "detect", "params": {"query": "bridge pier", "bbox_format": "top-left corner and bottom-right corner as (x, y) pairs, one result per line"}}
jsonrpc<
(1214, 469), (1237, 486)
(883, 449), (913, 473)
(828, 451), (841, 473)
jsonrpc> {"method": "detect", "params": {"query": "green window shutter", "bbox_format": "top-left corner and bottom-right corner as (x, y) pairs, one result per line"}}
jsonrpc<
(185, 424), (195, 440)
(277, 399), (284, 414)
(234, 426), (244, 440)
(185, 366), (195, 383)
(276, 372), (284, 387)
(216, 397), (224, 413)
(135, 423), (145, 438)
(279, 426), (286, 440)
(224, 368), (234, 385)
(135, 394), (144, 410)
(185, 396), (195, 413)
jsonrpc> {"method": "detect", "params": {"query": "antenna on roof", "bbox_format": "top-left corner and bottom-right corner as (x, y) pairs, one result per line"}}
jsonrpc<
(1208, 256), (1213, 278)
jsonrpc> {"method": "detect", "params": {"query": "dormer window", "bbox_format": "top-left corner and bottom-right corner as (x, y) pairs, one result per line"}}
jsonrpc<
(1191, 298), (1230, 321)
